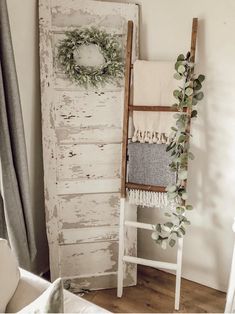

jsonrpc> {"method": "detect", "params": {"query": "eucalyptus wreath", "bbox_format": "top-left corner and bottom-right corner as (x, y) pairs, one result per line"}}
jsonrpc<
(152, 52), (205, 249)
(57, 28), (124, 87)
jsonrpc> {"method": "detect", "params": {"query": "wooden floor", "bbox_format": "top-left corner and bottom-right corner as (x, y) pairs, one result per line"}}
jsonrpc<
(82, 266), (226, 313)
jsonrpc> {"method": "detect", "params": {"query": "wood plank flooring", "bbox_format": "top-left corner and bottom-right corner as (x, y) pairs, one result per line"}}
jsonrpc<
(82, 266), (226, 313)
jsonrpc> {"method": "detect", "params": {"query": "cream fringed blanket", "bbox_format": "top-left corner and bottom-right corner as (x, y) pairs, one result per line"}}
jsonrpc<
(132, 60), (179, 144)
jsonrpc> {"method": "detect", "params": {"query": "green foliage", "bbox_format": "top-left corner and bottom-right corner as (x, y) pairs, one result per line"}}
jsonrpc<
(57, 28), (124, 88)
(152, 52), (205, 249)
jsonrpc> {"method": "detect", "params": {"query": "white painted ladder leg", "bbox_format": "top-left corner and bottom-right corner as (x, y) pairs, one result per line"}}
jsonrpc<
(117, 198), (125, 297)
(175, 237), (183, 310)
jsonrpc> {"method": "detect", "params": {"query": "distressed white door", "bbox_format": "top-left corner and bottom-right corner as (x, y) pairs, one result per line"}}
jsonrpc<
(39, 0), (139, 291)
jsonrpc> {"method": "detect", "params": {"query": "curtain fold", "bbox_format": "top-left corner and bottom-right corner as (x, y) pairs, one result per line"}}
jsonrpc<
(0, 0), (37, 270)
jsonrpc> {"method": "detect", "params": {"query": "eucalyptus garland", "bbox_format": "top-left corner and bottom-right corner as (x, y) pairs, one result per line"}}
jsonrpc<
(152, 52), (205, 249)
(57, 28), (124, 87)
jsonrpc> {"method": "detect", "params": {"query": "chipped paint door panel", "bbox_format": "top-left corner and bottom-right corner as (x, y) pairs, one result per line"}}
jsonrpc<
(57, 144), (121, 180)
(54, 91), (124, 144)
(39, 0), (139, 290)
(58, 193), (120, 228)
(57, 178), (121, 195)
(59, 226), (119, 245)
(60, 242), (118, 277)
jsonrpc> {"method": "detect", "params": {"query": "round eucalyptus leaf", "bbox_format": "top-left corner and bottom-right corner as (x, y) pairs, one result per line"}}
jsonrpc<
(188, 152), (195, 160)
(175, 61), (183, 71)
(169, 239), (176, 247)
(185, 87), (193, 96)
(178, 134), (186, 143)
(186, 205), (193, 210)
(198, 74), (205, 83)
(177, 54), (185, 61)
(178, 65), (185, 74)
(176, 206), (185, 214)
(151, 232), (159, 240)
(194, 79), (202, 90)
(174, 73), (182, 80)
(195, 92), (204, 100)
(191, 110), (198, 118)
(173, 89), (180, 98)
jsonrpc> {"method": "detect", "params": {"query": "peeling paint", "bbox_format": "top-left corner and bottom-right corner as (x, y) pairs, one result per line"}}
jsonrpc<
(39, 0), (138, 288)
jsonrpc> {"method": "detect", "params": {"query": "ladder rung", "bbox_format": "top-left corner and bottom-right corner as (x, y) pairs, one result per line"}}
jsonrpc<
(128, 105), (187, 112)
(123, 256), (177, 271)
(125, 221), (155, 231)
(126, 182), (166, 193)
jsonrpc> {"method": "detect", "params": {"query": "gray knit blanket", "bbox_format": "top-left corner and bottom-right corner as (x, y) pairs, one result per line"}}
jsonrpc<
(127, 143), (176, 208)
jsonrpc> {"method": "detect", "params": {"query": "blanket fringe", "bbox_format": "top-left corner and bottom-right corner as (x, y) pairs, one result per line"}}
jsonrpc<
(132, 130), (171, 144)
(128, 189), (175, 209)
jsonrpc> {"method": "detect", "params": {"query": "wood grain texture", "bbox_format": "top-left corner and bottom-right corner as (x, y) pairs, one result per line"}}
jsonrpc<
(57, 178), (121, 195)
(82, 266), (226, 313)
(54, 91), (124, 144)
(182, 17), (198, 205)
(39, 0), (60, 280)
(129, 105), (187, 112)
(60, 226), (119, 245)
(57, 144), (121, 180)
(60, 241), (118, 277)
(126, 182), (166, 193)
(39, 0), (139, 289)
(58, 193), (120, 228)
(121, 21), (133, 198)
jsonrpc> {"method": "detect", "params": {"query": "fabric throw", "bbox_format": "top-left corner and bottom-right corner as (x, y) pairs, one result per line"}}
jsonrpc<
(18, 278), (64, 314)
(0, 0), (37, 269)
(128, 143), (176, 208)
(132, 60), (180, 144)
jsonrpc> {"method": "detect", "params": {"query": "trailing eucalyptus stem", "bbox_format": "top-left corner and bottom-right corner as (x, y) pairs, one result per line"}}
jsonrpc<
(152, 52), (205, 249)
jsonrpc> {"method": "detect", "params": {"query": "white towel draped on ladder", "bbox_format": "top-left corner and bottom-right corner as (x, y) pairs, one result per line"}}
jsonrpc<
(132, 60), (180, 144)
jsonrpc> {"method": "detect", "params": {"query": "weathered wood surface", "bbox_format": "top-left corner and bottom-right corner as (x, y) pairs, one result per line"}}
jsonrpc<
(58, 193), (120, 228)
(60, 242), (118, 277)
(39, 0), (139, 291)
(39, 0), (60, 279)
(54, 91), (124, 144)
(57, 144), (121, 180)
(59, 226), (119, 245)
(57, 178), (121, 195)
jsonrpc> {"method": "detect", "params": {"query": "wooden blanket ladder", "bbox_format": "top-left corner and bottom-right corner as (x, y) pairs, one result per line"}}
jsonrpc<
(117, 18), (198, 311)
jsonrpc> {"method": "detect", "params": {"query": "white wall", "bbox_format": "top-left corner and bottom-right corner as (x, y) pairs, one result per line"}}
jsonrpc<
(101, 0), (235, 291)
(6, 0), (49, 274)
(6, 0), (235, 290)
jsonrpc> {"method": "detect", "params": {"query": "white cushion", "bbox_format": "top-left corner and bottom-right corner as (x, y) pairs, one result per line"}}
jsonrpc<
(7, 269), (111, 313)
(18, 278), (64, 313)
(6, 268), (50, 313)
(0, 238), (20, 313)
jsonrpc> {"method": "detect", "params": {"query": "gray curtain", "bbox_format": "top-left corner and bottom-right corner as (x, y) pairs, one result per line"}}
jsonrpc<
(0, 0), (37, 270)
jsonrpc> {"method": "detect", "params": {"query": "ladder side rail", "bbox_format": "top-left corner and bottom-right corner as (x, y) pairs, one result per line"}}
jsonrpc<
(175, 17), (198, 311)
(117, 21), (134, 298)
(121, 21), (133, 198)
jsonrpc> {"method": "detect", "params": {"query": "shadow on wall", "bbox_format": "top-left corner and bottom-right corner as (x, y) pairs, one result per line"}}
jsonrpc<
(189, 18), (235, 290)
(138, 18), (235, 291)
